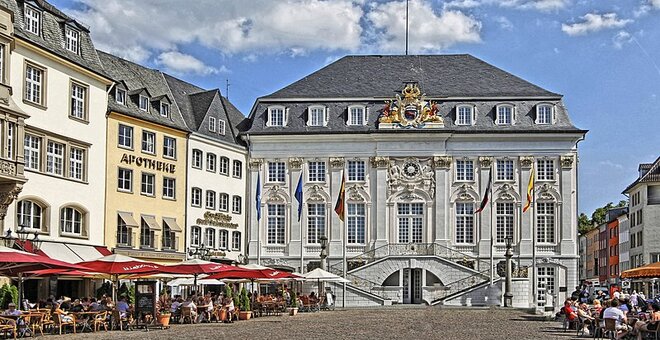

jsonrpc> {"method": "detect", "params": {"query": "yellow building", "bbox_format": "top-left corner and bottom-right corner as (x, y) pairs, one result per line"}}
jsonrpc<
(100, 52), (189, 263)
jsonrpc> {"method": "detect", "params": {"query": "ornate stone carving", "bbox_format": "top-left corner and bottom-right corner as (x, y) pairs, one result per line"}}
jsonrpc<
(307, 184), (326, 202)
(561, 155), (574, 168)
(0, 160), (15, 176)
(387, 157), (435, 199)
(399, 192), (423, 201)
(519, 156), (535, 168)
(496, 183), (517, 201)
(537, 183), (560, 202)
(261, 258), (291, 268)
(536, 257), (562, 265)
(433, 156), (452, 169)
(288, 157), (304, 169)
(370, 156), (389, 168)
(329, 157), (345, 168)
(0, 183), (22, 220)
(346, 184), (366, 202)
(265, 185), (287, 203)
(478, 156), (493, 168)
(378, 83), (444, 129)
(249, 158), (263, 170)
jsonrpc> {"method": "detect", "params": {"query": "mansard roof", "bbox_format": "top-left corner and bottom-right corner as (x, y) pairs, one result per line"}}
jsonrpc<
(624, 156), (660, 194)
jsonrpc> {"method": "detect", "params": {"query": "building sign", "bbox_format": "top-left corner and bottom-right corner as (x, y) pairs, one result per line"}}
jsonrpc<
(196, 211), (239, 229)
(120, 153), (176, 173)
(115, 248), (186, 261)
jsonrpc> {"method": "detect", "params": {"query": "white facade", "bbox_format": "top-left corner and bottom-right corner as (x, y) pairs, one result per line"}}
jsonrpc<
(186, 133), (247, 261)
(618, 214), (630, 272)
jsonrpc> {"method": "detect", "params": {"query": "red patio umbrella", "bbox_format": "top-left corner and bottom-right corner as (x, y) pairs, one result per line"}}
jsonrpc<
(208, 268), (300, 281)
(161, 259), (232, 288)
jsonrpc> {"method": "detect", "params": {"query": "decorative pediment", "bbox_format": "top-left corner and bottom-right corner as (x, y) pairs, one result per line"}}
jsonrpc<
(305, 184), (328, 202)
(452, 183), (477, 202)
(536, 183), (561, 202)
(378, 83), (444, 129)
(495, 183), (520, 202)
(346, 184), (367, 202)
(249, 159), (263, 170)
(387, 158), (435, 199)
(398, 192), (424, 201)
(265, 185), (289, 203)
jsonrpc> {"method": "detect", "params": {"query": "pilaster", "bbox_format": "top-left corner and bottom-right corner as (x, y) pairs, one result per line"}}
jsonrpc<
(560, 155), (576, 255)
(519, 156), (534, 256)
(329, 157), (344, 256)
(478, 156), (493, 255)
(433, 156), (451, 246)
(288, 157), (303, 256)
(371, 156), (389, 248)
(247, 158), (262, 261)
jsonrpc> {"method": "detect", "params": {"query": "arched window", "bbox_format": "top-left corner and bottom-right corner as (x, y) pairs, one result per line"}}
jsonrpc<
(219, 157), (230, 175)
(206, 190), (216, 210)
(205, 228), (216, 248)
(17, 199), (44, 231)
(218, 193), (229, 211)
(192, 149), (202, 169)
(60, 206), (84, 236)
(191, 187), (202, 207)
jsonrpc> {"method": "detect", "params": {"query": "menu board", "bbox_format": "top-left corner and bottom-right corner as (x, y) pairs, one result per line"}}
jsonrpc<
(134, 281), (156, 319)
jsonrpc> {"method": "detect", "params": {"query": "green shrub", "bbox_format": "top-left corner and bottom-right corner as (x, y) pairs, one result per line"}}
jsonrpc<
(291, 291), (298, 308)
(239, 287), (250, 311)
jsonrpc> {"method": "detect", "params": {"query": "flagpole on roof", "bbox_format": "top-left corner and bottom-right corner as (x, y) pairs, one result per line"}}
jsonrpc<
(489, 163), (494, 286)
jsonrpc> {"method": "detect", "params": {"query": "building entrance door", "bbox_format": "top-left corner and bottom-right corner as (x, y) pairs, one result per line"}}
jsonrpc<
(403, 268), (423, 304)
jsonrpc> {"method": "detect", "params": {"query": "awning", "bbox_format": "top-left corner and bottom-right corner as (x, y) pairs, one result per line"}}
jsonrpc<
(141, 215), (161, 230)
(118, 212), (139, 227)
(39, 242), (112, 263)
(162, 217), (182, 232)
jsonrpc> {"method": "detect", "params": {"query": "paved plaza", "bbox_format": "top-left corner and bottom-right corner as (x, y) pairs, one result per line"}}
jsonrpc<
(65, 307), (583, 340)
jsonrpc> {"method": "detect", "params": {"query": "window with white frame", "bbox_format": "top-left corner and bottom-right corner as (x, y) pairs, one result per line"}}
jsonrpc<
(116, 88), (126, 105)
(537, 159), (555, 181)
(347, 203), (366, 244)
(141, 173), (155, 196)
(192, 149), (202, 169)
(307, 203), (325, 244)
(206, 153), (216, 172)
(25, 64), (44, 105)
(17, 200), (43, 230)
(117, 216), (130, 246)
(218, 119), (226, 135)
(397, 203), (424, 243)
(60, 207), (83, 235)
(65, 27), (79, 54)
(205, 190), (216, 209)
(70, 82), (86, 120)
(117, 168), (132, 192)
(456, 105), (474, 126)
(496, 159), (514, 181)
(190, 226), (201, 246)
(537, 267), (556, 306)
(347, 160), (365, 181)
(268, 161), (286, 182)
(46, 141), (64, 176)
(160, 102), (170, 117)
(139, 95), (149, 111)
(191, 187), (201, 207)
(218, 193), (229, 211)
(163, 136), (176, 159)
(267, 204), (285, 244)
(455, 160), (474, 181)
(23, 134), (41, 170)
(232, 160), (242, 178)
(455, 202), (474, 244)
(139, 221), (153, 248)
(536, 104), (553, 124)
(232, 196), (242, 214)
(496, 105), (514, 125)
(308, 161), (326, 182)
(118, 124), (133, 148)
(308, 106), (326, 126)
(0, 45), (4, 84)
(348, 106), (366, 126)
(496, 202), (514, 243)
(163, 177), (176, 199)
(536, 202), (555, 243)
(141, 131), (155, 154)
(219, 157), (229, 175)
(69, 147), (84, 180)
(268, 106), (285, 127)
(205, 228), (216, 248)
(213, 229), (225, 249)
(6, 122), (13, 160)
(162, 223), (175, 250)
(208, 116), (216, 132)
(24, 5), (41, 35)
(232, 231), (241, 250)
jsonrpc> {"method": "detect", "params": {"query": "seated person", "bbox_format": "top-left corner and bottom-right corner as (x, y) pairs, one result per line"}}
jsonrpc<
(309, 291), (318, 304)
(89, 298), (102, 312)
(634, 303), (660, 340)
(561, 299), (578, 325)
(577, 303), (595, 335)
(52, 303), (74, 323)
(116, 297), (130, 318)
(593, 299), (603, 316)
(70, 299), (84, 313)
(3, 303), (21, 317)
(223, 297), (235, 323)
(604, 299), (630, 340)
(170, 297), (182, 313)
(181, 297), (198, 321)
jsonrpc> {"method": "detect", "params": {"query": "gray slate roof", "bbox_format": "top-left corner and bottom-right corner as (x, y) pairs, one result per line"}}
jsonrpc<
(0, 0), (109, 79)
(624, 156), (660, 194)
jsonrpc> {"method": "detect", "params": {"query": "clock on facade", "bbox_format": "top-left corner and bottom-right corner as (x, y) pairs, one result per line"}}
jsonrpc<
(402, 161), (420, 177)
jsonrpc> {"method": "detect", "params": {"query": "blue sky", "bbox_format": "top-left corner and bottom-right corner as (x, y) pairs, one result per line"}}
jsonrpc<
(53, 0), (660, 216)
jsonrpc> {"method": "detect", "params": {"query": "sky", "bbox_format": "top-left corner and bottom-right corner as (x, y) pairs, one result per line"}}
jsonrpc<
(51, 0), (660, 216)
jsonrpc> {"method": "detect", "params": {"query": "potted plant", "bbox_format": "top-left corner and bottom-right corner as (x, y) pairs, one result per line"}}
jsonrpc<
(288, 291), (299, 316)
(238, 287), (252, 320)
(157, 309), (171, 327)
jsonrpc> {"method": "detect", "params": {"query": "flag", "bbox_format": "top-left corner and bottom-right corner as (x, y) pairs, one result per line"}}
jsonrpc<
(334, 171), (346, 221)
(295, 171), (303, 222)
(475, 172), (492, 214)
(523, 168), (535, 213)
(256, 173), (262, 221)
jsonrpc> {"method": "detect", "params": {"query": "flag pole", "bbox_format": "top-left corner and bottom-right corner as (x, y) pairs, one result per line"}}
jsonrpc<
(531, 167), (537, 307)
(342, 174), (347, 308)
(489, 163), (494, 286)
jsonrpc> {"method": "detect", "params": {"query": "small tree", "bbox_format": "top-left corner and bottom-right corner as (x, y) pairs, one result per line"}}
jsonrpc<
(239, 287), (250, 311)
(0, 284), (17, 308)
(290, 291), (298, 308)
(224, 285), (233, 300)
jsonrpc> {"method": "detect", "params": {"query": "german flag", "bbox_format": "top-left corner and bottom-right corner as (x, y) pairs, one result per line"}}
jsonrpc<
(334, 171), (346, 221)
(523, 168), (535, 213)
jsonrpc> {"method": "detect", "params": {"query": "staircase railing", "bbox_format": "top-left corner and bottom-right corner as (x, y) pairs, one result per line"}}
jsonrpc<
(428, 268), (493, 303)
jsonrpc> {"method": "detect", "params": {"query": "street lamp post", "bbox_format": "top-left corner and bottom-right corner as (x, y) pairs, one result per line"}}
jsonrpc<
(504, 235), (514, 307)
(319, 235), (328, 295)
(5, 225), (43, 310)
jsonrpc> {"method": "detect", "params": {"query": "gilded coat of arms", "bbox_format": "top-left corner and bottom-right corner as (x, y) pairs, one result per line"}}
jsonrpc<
(378, 83), (444, 129)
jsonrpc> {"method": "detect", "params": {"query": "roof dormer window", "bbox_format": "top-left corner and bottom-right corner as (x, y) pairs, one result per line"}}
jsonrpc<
(267, 106), (286, 127)
(160, 102), (170, 117)
(65, 26), (80, 54)
(209, 116), (217, 132)
(536, 104), (554, 125)
(455, 105), (475, 126)
(115, 88), (126, 105)
(24, 5), (41, 36)
(308, 106), (327, 127)
(496, 104), (515, 125)
(218, 119), (226, 135)
(138, 95), (149, 111)
(347, 105), (367, 126)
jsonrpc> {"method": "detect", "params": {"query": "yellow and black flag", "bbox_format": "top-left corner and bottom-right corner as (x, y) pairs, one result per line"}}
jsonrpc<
(334, 171), (346, 221)
(523, 168), (535, 213)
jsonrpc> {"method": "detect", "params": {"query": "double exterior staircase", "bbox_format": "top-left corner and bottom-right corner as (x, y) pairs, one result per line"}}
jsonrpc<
(326, 243), (493, 305)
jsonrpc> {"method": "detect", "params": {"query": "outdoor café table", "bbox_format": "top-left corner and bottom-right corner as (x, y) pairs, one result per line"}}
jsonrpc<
(197, 306), (211, 323)
(2, 313), (31, 337)
(72, 311), (99, 332)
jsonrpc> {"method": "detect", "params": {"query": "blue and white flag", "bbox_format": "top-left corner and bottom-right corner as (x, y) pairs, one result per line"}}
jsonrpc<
(256, 172), (262, 221)
(295, 171), (303, 221)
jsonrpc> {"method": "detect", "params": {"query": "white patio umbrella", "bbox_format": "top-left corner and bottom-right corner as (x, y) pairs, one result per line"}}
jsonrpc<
(303, 268), (350, 295)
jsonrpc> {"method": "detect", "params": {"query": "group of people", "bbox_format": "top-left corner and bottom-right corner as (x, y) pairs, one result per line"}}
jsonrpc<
(162, 292), (236, 323)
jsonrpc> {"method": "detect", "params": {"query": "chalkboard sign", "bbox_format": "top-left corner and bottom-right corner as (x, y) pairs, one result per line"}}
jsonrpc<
(134, 281), (156, 321)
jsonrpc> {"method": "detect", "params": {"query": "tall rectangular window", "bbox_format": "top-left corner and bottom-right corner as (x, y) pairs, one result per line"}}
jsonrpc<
(141, 173), (155, 196)
(23, 135), (41, 170)
(456, 106), (473, 125)
(268, 107), (284, 127)
(232, 231), (241, 250)
(205, 229), (216, 248)
(163, 136), (176, 159)
(118, 124), (133, 148)
(160, 102), (169, 117)
(537, 105), (553, 124)
(397, 203), (424, 243)
(70, 82), (86, 120)
(309, 107), (325, 126)
(191, 188), (201, 207)
(218, 119), (226, 135)
(308, 161), (326, 182)
(218, 230), (228, 249)
(25, 64), (44, 105)
(347, 203), (366, 244)
(65, 27), (79, 53)
(536, 202), (555, 243)
(496, 159), (514, 181)
(455, 202), (474, 244)
(267, 204), (285, 244)
(537, 159), (555, 181)
(46, 141), (64, 176)
(497, 105), (513, 125)
(496, 202), (514, 243)
(268, 161), (286, 182)
(190, 226), (201, 246)
(141, 131), (155, 154)
(6, 122), (14, 160)
(537, 267), (556, 306)
(163, 177), (176, 199)
(208, 116), (217, 132)
(117, 168), (132, 192)
(456, 160), (474, 181)
(116, 216), (130, 246)
(347, 160), (365, 181)
(218, 193), (229, 211)
(348, 106), (365, 125)
(69, 147), (85, 180)
(139, 95), (149, 111)
(192, 149), (202, 169)
(232, 196), (242, 214)
(233, 160), (242, 178)
(219, 157), (229, 175)
(116, 88), (126, 105)
(24, 5), (41, 35)
(205, 190), (216, 209)
(206, 153), (216, 172)
(307, 204), (325, 244)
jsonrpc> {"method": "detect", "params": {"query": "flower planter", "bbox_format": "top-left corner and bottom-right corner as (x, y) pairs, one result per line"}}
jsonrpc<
(238, 311), (252, 320)
(289, 307), (298, 316)
(219, 309), (227, 322)
(158, 314), (171, 327)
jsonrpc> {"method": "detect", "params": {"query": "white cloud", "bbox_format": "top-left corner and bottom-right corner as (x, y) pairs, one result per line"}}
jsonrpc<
(156, 51), (227, 76)
(612, 31), (633, 49)
(366, 0), (481, 53)
(561, 13), (632, 36)
(634, 0), (660, 17)
(652, 0), (660, 8)
(598, 160), (624, 170)
(443, 0), (482, 9)
(445, 0), (569, 11)
(494, 16), (514, 30)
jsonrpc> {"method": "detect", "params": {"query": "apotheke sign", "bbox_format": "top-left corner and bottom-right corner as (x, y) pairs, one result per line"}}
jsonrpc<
(120, 153), (176, 173)
(196, 211), (239, 229)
